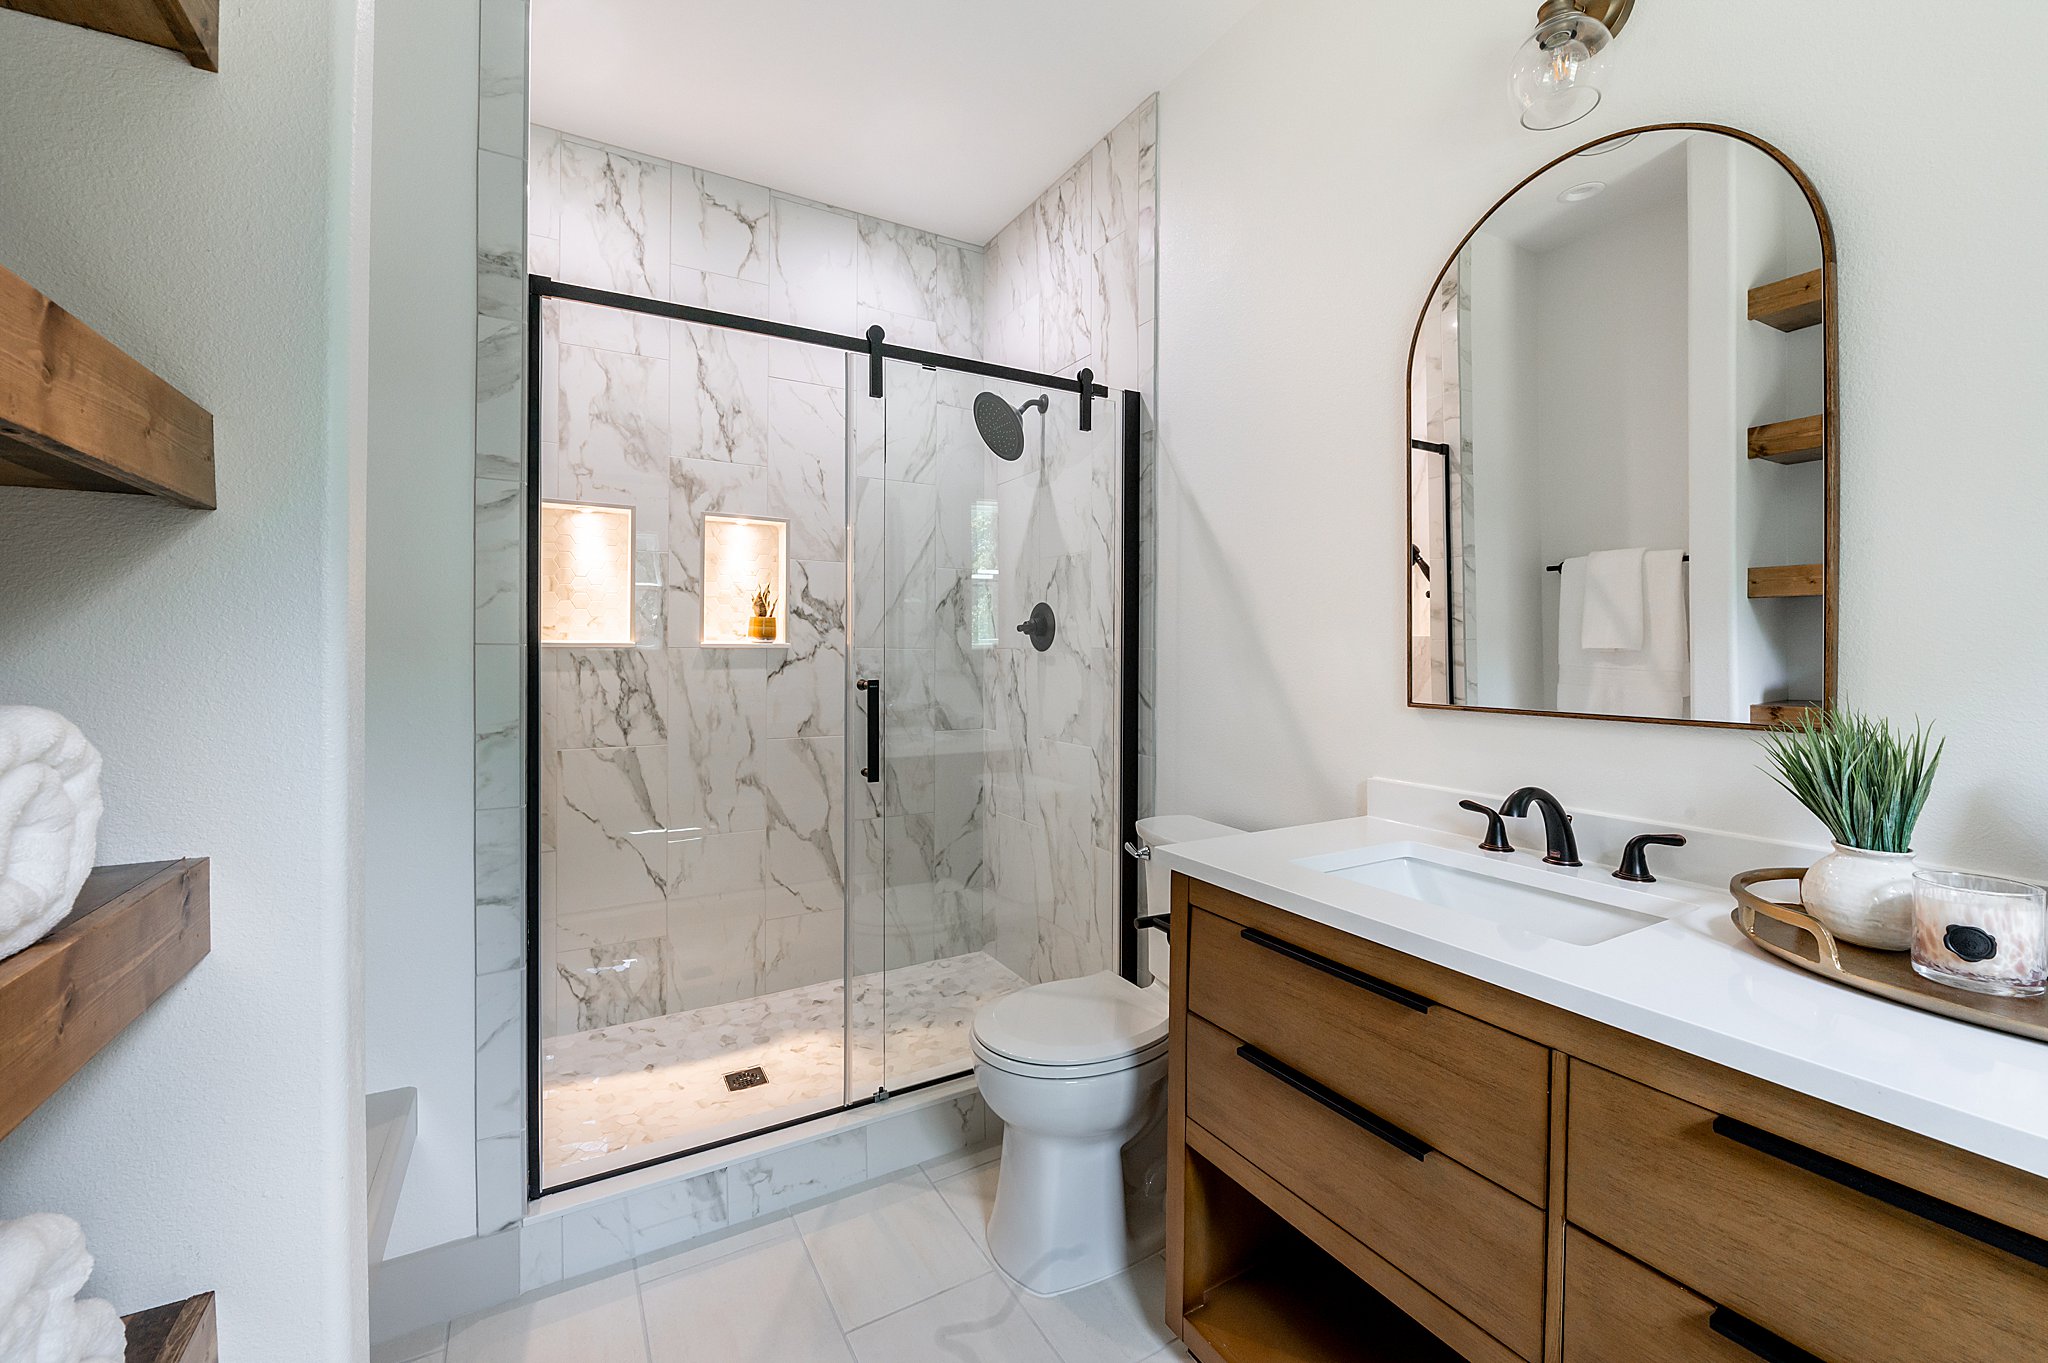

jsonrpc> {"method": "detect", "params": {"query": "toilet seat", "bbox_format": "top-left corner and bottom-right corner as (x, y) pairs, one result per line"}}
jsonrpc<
(972, 972), (1168, 1079)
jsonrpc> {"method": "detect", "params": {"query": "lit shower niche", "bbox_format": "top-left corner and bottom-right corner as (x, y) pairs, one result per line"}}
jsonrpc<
(540, 500), (637, 646)
(703, 513), (788, 647)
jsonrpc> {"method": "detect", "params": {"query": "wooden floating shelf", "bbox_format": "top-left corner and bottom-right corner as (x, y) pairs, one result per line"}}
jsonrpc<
(1748, 268), (1824, 332)
(123, 1291), (216, 1363)
(1748, 414), (1825, 465)
(0, 0), (218, 71)
(0, 264), (216, 507)
(1752, 700), (1822, 726)
(0, 860), (209, 1144)
(1747, 564), (1825, 600)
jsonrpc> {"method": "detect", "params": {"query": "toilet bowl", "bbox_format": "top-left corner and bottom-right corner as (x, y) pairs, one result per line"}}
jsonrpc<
(973, 972), (1169, 1296)
(971, 810), (1243, 1297)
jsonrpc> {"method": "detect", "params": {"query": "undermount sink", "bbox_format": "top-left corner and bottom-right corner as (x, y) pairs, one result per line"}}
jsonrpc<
(1292, 841), (1683, 946)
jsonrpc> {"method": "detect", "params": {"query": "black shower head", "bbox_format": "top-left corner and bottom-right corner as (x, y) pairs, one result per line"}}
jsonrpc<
(973, 391), (1048, 462)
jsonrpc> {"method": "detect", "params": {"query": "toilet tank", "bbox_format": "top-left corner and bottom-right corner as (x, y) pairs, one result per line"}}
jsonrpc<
(1133, 815), (1243, 988)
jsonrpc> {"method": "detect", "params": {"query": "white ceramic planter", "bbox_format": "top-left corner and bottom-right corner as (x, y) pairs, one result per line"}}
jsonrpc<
(1802, 843), (1917, 950)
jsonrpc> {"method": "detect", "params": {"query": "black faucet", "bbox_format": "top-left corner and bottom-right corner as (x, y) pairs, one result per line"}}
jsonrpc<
(1499, 787), (1581, 867)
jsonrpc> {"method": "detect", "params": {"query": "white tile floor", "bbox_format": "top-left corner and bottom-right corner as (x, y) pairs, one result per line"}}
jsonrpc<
(377, 1145), (1193, 1363)
(545, 953), (1028, 1178)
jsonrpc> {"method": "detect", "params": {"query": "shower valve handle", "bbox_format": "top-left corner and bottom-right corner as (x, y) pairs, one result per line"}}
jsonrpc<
(1015, 601), (1056, 652)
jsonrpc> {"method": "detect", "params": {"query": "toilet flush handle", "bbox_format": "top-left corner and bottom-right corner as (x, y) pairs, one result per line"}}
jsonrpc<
(1122, 840), (1151, 860)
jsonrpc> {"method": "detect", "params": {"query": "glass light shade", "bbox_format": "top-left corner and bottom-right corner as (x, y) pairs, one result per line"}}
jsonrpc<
(1510, 11), (1615, 131)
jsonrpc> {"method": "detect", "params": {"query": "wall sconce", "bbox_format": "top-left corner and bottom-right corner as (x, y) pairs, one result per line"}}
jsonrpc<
(702, 514), (788, 647)
(540, 500), (636, 646)
(1509, 0), (1633, 131)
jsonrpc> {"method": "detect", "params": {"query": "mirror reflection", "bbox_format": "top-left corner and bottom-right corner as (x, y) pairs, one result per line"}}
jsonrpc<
(1408, 126), (1834, 727)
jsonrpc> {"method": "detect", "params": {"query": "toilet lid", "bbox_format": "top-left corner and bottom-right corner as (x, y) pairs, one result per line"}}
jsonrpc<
(973, 972), (1168, 1069)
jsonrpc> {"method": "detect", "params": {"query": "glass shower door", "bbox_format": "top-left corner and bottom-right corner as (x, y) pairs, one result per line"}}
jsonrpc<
(856, 359), (1123, 1101)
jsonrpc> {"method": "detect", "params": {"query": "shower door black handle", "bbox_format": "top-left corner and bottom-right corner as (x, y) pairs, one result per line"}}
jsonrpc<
(857, 678), (882, 783)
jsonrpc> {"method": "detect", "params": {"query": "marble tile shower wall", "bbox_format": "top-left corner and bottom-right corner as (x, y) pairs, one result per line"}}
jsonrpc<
(980, 96), (1158, 985)
(529, 125), (996, 1036)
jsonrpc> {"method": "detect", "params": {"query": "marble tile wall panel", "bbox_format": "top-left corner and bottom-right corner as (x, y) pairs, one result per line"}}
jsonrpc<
(671, 267), (770, 465)
(673, 167), (772, 284)
(474, 0), (530, 1239)
(556, 135), (671, 301)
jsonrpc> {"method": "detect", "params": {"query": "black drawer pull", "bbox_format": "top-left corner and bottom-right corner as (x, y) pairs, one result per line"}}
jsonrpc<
(1239, 927), (1433, 1013)
(1712, 1115), (2048, 1271)
(1235, 1043), (1432, 1161)
(1708, 1307), (1826, 1363)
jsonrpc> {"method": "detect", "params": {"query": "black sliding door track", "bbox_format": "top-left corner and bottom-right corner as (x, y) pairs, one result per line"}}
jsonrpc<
(534, 275), (1111, 399)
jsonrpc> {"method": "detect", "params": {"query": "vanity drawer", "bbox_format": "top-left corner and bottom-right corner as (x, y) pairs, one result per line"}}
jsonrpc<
(1568, 1060), (2048, 1363)
(1184, 903), (1551, 1203)
(1186, 1012), (1547, 1360)
(1562, 1229), (1802, 1363)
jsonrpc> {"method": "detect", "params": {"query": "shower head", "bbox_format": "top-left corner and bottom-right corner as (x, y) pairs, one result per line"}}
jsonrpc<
(973, 391), (1049, 462)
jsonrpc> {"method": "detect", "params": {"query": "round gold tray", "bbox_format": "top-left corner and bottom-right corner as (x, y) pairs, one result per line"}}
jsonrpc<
(1730, 868), (2048, 1043)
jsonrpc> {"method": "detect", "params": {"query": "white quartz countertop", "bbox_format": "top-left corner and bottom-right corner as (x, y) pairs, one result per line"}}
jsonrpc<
(1159, 814), (2048, 1180)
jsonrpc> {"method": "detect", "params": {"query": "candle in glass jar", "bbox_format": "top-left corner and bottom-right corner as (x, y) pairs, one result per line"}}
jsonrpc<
(1910, 871), (2047, 998)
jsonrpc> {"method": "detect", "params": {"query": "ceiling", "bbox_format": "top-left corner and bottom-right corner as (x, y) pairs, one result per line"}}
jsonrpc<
(528, 0), (1261, 245)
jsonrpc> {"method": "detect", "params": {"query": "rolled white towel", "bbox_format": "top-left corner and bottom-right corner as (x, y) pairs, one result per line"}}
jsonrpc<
(0, 708), (102, 963)
(0, 1216), (122, 1363)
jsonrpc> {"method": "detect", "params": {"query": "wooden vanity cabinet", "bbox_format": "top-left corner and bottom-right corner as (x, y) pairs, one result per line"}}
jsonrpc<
(1166, 874), (2048, 1363)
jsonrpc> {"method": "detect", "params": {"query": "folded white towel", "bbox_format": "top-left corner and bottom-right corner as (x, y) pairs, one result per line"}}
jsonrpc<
(0, 1215), (122, 1363)
(0, 708), (102, 963)
(1558, 551), (1690, 719)
(1580, 548), (1647, 650)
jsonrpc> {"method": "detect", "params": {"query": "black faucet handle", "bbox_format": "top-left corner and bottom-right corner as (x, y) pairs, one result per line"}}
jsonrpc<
(1615, 833), (1688, 884)
(1459, 800), (1515, 854)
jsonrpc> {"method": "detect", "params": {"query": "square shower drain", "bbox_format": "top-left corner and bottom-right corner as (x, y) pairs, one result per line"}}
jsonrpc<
(723, 1066), (769, 1092)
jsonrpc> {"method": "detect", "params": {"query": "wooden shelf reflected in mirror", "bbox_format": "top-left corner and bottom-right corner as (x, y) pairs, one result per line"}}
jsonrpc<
(1748, 564), (1825, 600)
(1748, 415), (1824, 466)
(1748, 268), (1824, 332)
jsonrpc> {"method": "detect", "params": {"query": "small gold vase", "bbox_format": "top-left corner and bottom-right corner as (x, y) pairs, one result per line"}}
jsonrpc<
(748, 615), (777, 642)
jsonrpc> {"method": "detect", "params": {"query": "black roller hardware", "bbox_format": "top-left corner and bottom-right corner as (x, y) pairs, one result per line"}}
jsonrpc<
(1707, 1308), (1828, 1363)
(1239, 928), (1433, 1013)
(1712, 1115), (2048, 1270)
(1235, 1044), (1432, 1161)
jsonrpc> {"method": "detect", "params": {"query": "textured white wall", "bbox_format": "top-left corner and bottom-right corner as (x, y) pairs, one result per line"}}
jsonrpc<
(365, 0), (483, 1259)
(0, 2), (371, 1358)
(1156, 0), (2048, 878)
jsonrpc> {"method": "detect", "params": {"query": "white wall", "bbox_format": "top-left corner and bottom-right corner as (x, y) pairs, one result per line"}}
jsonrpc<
(0, 1), (372, 1358)
(1461, 233), (1544, 709)
(365, 0), (483, 1258)
(1156, 0), (2048, 881)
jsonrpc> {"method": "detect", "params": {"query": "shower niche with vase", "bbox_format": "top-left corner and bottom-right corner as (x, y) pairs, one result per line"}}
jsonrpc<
(1404, 124), (1838, 728)
(701, 513), (787, 647)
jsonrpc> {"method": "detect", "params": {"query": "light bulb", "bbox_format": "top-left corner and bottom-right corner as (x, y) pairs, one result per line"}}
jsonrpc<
(1509, 9), (1616, 131)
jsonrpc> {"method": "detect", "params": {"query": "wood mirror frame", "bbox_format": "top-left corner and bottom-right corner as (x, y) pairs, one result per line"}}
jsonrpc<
(1403, 122), (1838, 731)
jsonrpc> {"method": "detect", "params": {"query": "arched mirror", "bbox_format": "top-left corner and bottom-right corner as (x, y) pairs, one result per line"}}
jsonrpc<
(1406, 124), (1836, 729)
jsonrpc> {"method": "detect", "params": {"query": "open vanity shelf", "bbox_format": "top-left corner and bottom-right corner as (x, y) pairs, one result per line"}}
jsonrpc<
(1747, 415), (1824, 465)
(0, 264), (216, 507)
(0, 1), (218, 70)
(0, 860), (210, 1143)
(1747, 269), (1824, 332)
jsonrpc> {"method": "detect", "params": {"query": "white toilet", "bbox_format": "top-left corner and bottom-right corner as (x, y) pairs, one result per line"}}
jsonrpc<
(972, 814), (1242, 1296)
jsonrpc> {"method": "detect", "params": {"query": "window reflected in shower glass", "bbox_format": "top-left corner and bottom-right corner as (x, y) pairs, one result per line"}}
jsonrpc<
(970, 498), (998, 647)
